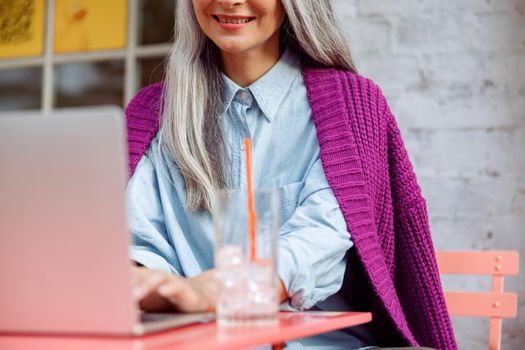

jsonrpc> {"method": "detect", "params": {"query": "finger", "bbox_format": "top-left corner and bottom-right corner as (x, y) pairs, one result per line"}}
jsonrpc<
(133, 270), (169, 301)
(157, 277), (185, 298)
(157, 278), (205, 312)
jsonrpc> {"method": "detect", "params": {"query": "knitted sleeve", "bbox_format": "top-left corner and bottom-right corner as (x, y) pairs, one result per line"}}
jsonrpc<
(124, 83), (163, 177)
(386, 107), (458, 350)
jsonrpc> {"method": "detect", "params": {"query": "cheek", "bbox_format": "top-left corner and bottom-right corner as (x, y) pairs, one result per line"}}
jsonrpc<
(192, 0), (212, 28)
(192, 0), (211, 11)
(258, 2), (285, 29)
(273, 1), (286, 22)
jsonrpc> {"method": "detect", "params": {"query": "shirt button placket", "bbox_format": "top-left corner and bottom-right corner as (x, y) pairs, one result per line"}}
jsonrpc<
(233, 89), (252, 190)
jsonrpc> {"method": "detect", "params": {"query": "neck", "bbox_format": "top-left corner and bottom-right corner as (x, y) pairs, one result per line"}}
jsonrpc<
(220, 32), (281, 87)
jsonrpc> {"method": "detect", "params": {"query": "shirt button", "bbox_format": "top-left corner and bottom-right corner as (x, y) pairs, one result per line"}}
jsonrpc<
(239, 91), (252, 106)
(239, 91), (249, 101)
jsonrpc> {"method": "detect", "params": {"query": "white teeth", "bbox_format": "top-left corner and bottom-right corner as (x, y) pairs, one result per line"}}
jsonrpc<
(218, 17), (251, 24)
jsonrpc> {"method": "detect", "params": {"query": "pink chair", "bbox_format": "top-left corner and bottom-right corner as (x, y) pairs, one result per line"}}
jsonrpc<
(435, 250), (519, 350)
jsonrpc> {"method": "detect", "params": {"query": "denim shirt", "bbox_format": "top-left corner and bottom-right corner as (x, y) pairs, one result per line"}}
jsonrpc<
(127, 49), (353, 311)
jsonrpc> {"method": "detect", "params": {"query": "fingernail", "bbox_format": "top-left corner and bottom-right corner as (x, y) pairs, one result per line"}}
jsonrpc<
(132, 287), (142, 299)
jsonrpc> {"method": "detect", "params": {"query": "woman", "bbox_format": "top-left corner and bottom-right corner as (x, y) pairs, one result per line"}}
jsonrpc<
(126, 0), (456, 349)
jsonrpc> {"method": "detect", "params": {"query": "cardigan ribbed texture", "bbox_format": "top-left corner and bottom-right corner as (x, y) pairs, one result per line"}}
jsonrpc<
(124, 69), (457, 350)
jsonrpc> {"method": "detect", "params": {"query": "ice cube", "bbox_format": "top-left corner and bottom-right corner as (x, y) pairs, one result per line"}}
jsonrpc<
(216, 245), (243, 269)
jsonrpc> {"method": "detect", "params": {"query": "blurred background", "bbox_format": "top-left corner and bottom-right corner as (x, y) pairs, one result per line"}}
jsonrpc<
(0, 0), (524, 348)
(0, 0), (172, 110)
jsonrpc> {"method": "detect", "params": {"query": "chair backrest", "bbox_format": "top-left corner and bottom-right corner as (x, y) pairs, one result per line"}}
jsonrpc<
(435, 250), (519, 350)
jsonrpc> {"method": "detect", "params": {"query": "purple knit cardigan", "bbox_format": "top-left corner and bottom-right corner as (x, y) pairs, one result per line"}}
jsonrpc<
(125, 69), (457, 349)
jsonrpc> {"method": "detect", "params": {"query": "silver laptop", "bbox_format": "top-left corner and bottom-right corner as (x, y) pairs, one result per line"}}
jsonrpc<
(0, 107), (214, 336)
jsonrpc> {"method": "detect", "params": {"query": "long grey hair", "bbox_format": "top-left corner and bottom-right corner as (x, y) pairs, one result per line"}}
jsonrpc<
(159, 0), (357, 211)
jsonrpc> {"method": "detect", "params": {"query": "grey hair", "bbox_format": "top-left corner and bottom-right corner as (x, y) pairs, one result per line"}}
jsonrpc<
(160, 0), (356, 211)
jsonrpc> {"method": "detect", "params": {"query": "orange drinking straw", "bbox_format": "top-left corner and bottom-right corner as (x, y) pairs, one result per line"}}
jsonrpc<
(244, 138), (257, 262)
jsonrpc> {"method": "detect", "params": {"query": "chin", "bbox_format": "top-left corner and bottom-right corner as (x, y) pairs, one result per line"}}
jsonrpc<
(215, 39), (252, 54)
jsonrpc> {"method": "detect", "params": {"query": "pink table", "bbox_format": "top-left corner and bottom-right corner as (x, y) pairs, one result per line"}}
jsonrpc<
(0, 311), (372, 350)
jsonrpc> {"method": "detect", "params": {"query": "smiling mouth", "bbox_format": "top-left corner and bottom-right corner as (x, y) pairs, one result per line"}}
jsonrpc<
(213, 15), (256, 24)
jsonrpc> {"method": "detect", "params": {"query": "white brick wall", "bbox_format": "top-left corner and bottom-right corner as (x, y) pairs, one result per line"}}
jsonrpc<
(332, 0), (525, 348)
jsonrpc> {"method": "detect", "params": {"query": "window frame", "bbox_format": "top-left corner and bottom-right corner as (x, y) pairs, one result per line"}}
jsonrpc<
(0, 0), (171, 112)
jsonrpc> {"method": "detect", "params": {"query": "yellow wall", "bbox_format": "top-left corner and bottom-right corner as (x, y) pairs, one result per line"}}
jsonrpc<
(0, 0), (128, 58)
(54, 0), (127, 53)
(0, 0), (45, 59)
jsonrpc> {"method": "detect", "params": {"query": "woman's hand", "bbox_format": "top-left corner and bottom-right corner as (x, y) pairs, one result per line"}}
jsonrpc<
(132, 267), (217, 313)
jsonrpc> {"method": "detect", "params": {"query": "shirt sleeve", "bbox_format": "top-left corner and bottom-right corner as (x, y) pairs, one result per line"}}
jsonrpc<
(277, 158), (353, 310)
(126, 151), (181, 274)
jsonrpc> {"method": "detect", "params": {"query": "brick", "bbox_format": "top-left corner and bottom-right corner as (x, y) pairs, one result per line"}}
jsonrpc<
(340, 17), (391, 54)
(389, 90), (525, 130)
(393, 13), (469, 54)
(354, 54), (422, 95)
(393, 12), (525, 54)
(418, 174), (522, 218)
(451, 317), (488, 349)
(418, 52), (525, 95)
(431, 216), (496, 251)
(357, 0), (440, 15)
(331, 0), (358, 17)
(404, 128), (525, 177)
(466, 12), (525, 51)
(356, 51), (524, 101)
(356, 0), (524, 15)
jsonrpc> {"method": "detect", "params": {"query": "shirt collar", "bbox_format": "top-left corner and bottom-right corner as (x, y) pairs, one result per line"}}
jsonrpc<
(222, 49), (301, 122)
(222, 74), (239, 112)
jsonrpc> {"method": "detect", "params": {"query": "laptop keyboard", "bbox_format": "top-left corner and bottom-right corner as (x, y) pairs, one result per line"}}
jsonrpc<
(140, 312), (180, 323)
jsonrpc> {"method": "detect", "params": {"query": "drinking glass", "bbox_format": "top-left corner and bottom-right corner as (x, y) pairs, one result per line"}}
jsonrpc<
(213, 189), (279, 326)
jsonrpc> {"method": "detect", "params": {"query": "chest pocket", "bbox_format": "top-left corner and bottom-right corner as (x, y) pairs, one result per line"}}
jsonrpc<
(278, 181), (305, 224)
